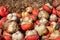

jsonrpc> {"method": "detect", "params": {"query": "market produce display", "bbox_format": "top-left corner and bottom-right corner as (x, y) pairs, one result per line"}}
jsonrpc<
(0, 1), (60, 40)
